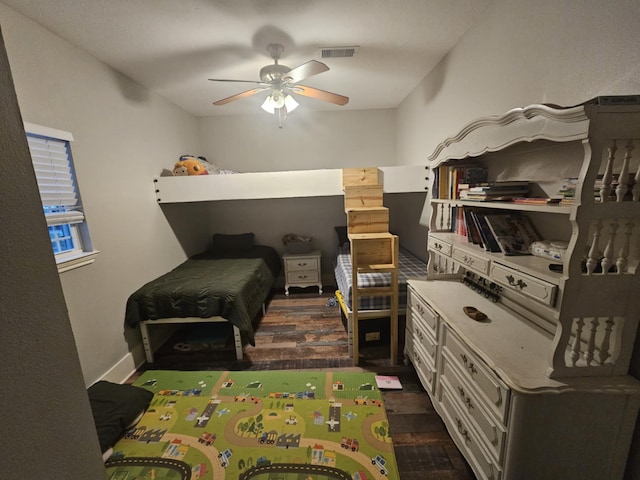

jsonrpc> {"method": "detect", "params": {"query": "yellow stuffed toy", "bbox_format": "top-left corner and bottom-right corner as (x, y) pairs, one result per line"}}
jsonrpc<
(173, 156), (209, 176)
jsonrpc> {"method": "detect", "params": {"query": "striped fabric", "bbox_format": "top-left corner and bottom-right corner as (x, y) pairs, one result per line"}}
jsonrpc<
(335, 247), (427, 311)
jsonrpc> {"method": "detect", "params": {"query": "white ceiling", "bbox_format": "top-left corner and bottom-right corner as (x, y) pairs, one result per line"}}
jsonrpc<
(2, 0), (491, 117)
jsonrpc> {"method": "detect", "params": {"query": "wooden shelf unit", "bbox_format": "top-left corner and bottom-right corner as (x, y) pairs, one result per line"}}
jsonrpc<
(342, 168), (400, 365)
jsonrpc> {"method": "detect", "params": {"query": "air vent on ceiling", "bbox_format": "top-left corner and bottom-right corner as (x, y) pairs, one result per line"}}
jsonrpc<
(320, 46), (360, 58)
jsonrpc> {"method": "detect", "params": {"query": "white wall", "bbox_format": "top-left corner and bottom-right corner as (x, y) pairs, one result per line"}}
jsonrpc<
(197, 108), (396, 172)
(396, 0), (640, 167)
(0, 25), (106, 479)
(0, 4), (205, 385)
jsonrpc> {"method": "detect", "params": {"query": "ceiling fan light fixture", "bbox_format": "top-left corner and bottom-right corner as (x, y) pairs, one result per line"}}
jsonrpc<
(284, 94), (299, 112)
(261, 95), (276, 114)
(211, 43), (348, 125)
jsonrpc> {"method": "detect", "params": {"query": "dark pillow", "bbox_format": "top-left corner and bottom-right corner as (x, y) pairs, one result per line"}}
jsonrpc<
(334, 226), (348, 246)
(211, 233), (255, 252)
(87, 381), (154, 453)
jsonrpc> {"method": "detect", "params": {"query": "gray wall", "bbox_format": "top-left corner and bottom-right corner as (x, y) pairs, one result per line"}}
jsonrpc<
(0, 26), (106, 480)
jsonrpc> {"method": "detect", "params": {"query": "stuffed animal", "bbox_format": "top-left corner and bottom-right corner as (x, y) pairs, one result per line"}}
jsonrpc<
(173, 157), (209, 176)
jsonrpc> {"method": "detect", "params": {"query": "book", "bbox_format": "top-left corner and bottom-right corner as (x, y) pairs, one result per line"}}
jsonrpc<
(455, 206), (467, 236)
(472, 211), (503, 252)
(483, 213), (540, 255)
(467, 209), (486, 249)
(511, 197), (562, 205)
(438, 165), (451, 199)
(463, 207), (483, 245)
(375, 375), (403, 390)
(461, 190), (529, 198)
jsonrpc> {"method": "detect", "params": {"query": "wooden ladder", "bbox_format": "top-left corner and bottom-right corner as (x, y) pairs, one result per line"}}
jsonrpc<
(342, 168), (400, 365)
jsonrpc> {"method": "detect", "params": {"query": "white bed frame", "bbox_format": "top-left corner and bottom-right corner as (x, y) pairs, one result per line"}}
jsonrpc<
(139, 303), (267, 363)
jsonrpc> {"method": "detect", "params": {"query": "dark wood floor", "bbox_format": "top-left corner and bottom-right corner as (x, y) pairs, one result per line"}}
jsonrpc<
(129, 290), (476, 480)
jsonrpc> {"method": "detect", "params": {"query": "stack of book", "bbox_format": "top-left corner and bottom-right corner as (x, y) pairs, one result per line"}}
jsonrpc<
(459, 208), (541, 255)
(557, 177), (578, 204)
(458, 181), (530, 201)
(435, 163), (488, 199)
(594, 173), (635, 202)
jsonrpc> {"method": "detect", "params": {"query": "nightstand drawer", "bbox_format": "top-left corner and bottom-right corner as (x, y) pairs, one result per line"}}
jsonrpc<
(285, 257), (319, 272)
(286, 270), (319, 283)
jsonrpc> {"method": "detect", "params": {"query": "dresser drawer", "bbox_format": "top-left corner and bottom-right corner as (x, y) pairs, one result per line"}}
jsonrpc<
(440, 354), (507, 461)
(437, 381), (503, 480)
(285, 256), (319, 272)
(286, 270), (319, 283)
(489, 262), (557, 307)
(408, 287), (438, 336)
(409, 311), (438, 362)
(405, 335), (436, 394)
(442, 326), (509, 422)
(428, 236), (452, 257)
(452, 246), (490, 275)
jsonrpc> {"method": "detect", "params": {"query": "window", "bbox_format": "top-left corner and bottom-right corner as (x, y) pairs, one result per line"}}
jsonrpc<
(25, 122), (98, 272)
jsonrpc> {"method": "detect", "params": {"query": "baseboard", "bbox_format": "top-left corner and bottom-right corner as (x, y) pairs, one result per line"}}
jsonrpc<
(98, 345), (144, 384)
(99, 326), (177, 384)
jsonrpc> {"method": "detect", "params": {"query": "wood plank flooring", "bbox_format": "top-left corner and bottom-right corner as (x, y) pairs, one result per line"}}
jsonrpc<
(129, 290), (476, 479)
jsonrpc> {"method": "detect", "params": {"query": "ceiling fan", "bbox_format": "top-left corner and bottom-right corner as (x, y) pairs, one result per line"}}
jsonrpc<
(209, 43), (349, 125)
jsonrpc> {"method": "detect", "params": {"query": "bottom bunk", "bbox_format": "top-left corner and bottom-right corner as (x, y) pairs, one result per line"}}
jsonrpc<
(334, 246), (428, 356)
(124, 236), (281, 362)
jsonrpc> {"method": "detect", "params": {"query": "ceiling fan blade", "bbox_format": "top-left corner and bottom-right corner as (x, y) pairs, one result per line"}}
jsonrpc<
(283, 60), (329, 84)
(290, 85), (349, 106)
(213, 87), (268, 106)
(209, 78), (269, 86)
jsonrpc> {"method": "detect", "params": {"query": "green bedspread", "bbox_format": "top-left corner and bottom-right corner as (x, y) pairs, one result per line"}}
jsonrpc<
(124, 246), (280, 345)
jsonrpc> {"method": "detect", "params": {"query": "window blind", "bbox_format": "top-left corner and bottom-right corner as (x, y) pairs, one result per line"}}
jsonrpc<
(26, 135), (84, 226)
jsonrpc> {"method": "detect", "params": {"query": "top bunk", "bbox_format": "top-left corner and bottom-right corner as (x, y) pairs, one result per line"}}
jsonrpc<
(153, 165), (428, 203)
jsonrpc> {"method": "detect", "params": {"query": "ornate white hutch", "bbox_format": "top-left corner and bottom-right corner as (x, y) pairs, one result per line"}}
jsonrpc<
(405, 96), (640, 480)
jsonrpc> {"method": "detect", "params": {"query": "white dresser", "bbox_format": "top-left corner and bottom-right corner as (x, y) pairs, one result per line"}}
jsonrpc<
(406, 97), (640, 480)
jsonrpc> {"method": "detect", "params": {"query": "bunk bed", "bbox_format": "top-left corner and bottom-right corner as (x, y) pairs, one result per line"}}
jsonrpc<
(124, 234), (281, 362)
(334, 244), (428, 353)
(153, 165), (428, 202)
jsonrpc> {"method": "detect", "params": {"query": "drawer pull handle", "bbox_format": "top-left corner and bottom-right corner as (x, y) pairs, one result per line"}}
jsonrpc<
(463, 255), (474, 265)
(417, 304), (425, 315)
(460, 354), (478, 375)
(297, 262), (308, 267)
(506, 274), (527, 290)
(457, 386), (474, 410)
(434, 243), (443, 250)
(455, 417), (471, 443)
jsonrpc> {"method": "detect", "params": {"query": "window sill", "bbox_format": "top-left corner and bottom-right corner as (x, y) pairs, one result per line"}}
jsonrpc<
(57, 250), (100, 273)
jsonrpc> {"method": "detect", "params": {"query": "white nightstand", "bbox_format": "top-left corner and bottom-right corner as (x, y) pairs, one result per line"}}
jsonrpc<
(283, 250), (322, 295)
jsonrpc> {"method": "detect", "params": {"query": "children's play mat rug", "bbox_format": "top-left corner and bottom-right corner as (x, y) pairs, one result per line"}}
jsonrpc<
(106, 370), (399, 480)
